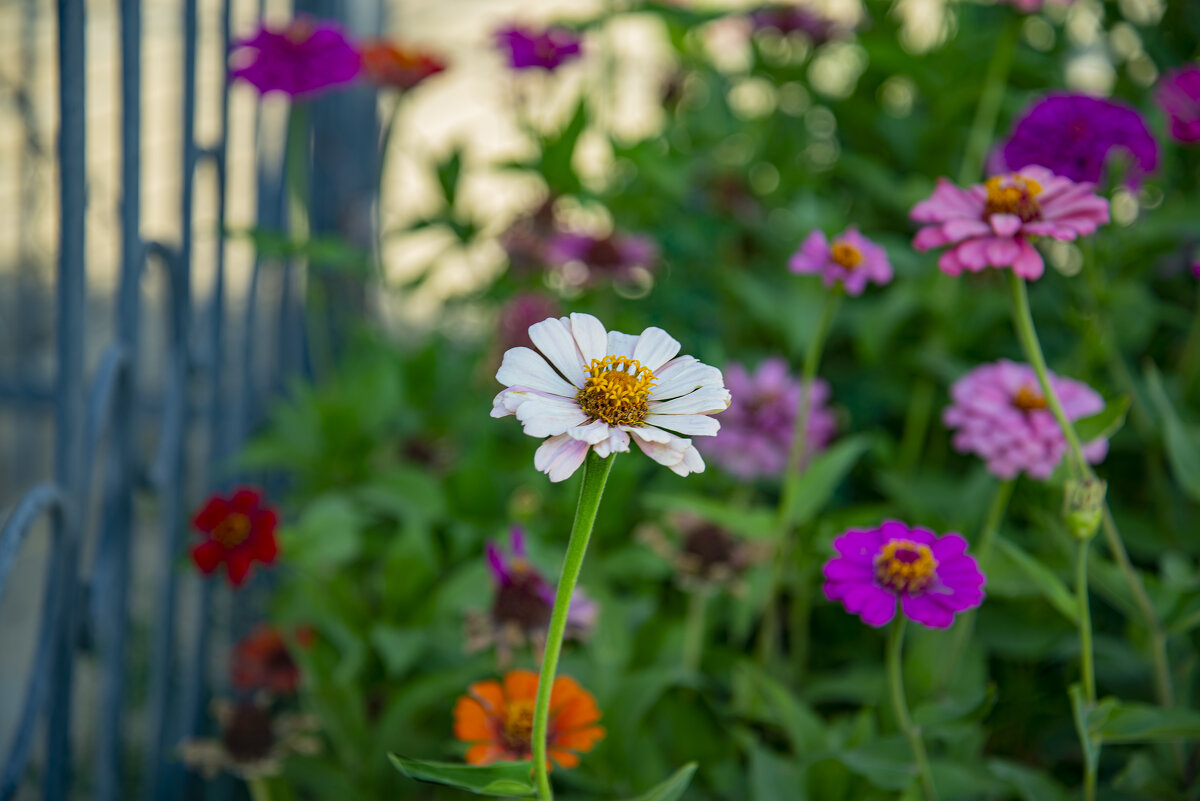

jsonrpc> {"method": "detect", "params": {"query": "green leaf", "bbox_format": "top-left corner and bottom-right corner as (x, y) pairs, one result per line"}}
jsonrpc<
(436, 148), (464, 207)
(618, 763), (699, 801)
(538, 100), (587, 195)
(386, 755), (535, 797)
(1068, 684), (1110, 777)
(987, 759), (1070, 801)
(993, 538), (1078, 624)
(1145, 363), (1200, 502)
(643, 493), (776, 540)
(734, 662), (826, 753)
(836, 737), (915, 791)
(1096, 702), (1200, 743)
(369, 625), (427, 677)
(783, 436), (873, 528)
(279, 495), (366, 572)
(1073, 395), (1130, 442)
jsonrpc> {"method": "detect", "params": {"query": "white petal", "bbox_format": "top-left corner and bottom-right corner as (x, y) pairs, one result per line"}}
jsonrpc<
(567, 419), (612, 444)
(633, 327), (682, 371)
(650, 386), (731, 415)
(629, 427), (690, 467)
(644, 413), (720, 437)
(668, 445), (706, 477)
(491, 390), (517, 418)
(652, 357), (725, 400)
(534, 434), (589, 482)
(529, 317), (586, 388)
(515, 395), (588, 438)
(497, 347), (578, 396)
(570, 313), (608, 365)
(606, 331), (639, 359)
(622, 424), (673, 443)
(593, 427), (631, 458)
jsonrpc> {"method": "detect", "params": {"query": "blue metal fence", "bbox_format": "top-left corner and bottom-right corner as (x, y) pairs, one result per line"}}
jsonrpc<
(0, 1), (345, 797)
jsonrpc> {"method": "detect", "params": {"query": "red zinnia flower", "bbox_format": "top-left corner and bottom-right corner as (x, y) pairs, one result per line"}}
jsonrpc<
(232, 625), (309, 695)
(358, 40), (446, 91)
(191, 488), (279, 587)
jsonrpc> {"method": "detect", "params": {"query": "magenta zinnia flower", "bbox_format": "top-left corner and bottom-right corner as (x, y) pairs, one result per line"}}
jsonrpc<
(495, 25), (582, 71)
(788, 228), (892, 295)
(697, 359), (835, 480)
(823, 520), (985, 629)
(911, 166), (1109, 280)
(943, 360), (1108, 480)
(1001, 94), (1158, 185)
(487, 527), (597, 636)
(229, 18), (361, 97)
(748, 4), (841, 45)
(544, 231), (658, 287)
(1157, 65), (1200, 144)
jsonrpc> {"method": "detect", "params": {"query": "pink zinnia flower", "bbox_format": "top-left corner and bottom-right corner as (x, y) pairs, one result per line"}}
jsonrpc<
(544, 231), (659, 287)
(1157, 65), (1200, 144)
(788, 228), (892, 295)
(823, 520), (985, 629)
(911, 166), (1110, 280)
(229, 19), (361, 98)
(495, 25), (582, 71)
(697, 359), (836, 480)
(943, 360), (1108, 480)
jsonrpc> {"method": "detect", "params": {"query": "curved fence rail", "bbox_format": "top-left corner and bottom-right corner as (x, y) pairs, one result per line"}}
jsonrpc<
(0, 1), (312, 798)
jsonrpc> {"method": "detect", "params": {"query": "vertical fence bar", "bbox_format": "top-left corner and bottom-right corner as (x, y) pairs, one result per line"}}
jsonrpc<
(46, 2), (86, 800)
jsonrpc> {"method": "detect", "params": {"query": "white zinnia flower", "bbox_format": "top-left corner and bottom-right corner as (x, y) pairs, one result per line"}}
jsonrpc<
(492, 313), (731, 482)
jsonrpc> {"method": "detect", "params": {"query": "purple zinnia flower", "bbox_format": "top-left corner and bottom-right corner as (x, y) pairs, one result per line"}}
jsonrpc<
(497, 292), (562, 353)
(544, 231), (658, 287)
(1157, 65), (1200, 144)
(482, 527), (597, 641)
(1001, 94), (1159, 185)
(823, 520), (985, 629)
(943, 360), (1108, 481)
(495, 25), (582, 71)
(789, 227), (892, 295)
(748, 4), (840, 45)
(229, 18), (361, 98)
(697, 359), (835, 480)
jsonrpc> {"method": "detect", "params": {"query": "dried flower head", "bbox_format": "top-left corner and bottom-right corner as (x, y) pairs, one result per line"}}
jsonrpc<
(639, 513), (770, 593)
(180, 698), (320, 779)
(232, 625), (312, 696)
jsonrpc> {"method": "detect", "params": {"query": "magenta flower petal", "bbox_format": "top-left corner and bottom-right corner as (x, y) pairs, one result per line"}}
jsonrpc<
(788, 227), (892, 296)
(230, 18), (361, 98)
(1157, 65), (1200, 144)
(495, 24), (582, 71)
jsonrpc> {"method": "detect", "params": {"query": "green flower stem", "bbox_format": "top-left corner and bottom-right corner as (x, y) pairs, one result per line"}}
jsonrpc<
(938, 478), (1015, 693)
(1180, 283), (1200, 398)
(532, 450), (614, 801)
(1076, 538), (1097, 704)
(958, 14), (1021, 185)
(248, 777), (273, 801)
(682, 589), (710, 674)
(887, 618), (939, 801)
(758, 290), (841, 669)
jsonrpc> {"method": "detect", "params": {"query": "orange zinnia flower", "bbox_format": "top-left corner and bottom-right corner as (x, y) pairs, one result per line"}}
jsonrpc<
(453, 670), (605, 768)
(358, 40), (445, 91)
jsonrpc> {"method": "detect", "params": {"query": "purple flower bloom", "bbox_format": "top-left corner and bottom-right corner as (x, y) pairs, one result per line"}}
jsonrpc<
(229, 18), (361, 98)
(823, 520), (985, 629)
(1157, 65), (1200, 144)
(748, 4), (840, 45)
(485, 527), (597, 637)
(788, 228), (892, 295)
(495, 25), (582, 71)
(697, 359), (835, 480)
(1001, 94), (1159, 185)
(1192, 261), (1200, 279)
(497, 293), (562, 353)
(943, 360), (1108, 481)
(544, 231), (658, 286)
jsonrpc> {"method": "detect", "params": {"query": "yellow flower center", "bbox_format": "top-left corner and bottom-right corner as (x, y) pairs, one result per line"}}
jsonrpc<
(1012, 384), (1047, 412)
(502, 700), (535, 751)
(830, 240), (863, 270)
(577, 356), (656, 427)
(874, 539), (938, 594)
(984, 174), (1043, 222)
(213, 513), (252, 548)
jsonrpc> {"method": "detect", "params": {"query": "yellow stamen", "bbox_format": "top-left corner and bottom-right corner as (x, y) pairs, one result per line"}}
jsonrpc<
(984, 174), (1043, 221)
(213, 513), (252, 548)
(874, 539), (938, 594)
(1013, 385), (1047, 411)
(577, 356), (656, 427)
(830, 240), (863, 270)
(503, 700), (535, 750)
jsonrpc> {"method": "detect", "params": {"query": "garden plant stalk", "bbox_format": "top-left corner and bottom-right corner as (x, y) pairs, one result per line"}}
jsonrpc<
(888, 618), (939, 801)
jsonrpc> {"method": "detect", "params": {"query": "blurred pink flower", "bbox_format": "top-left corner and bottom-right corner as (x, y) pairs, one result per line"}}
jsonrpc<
(911, 167), (1109, 280)
(943, 359), (1108, 480)
(495, 25), (582, 71)
(497, 293), (562, 353)
(788, 228), (892, 295)
(697, 359), (835, 480)
(1157, 65), (1200, 144)
(544, 231), (659, 287)
(230, 18), (361, 97)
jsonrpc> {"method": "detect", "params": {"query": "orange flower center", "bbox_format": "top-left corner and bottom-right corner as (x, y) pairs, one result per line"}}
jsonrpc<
(830, 240), (863, 270)
(1012, 384), (1047, 411)
(502, 700), (535, 752)
(874, 539), (938, 594)
(984, 174), (1043, 222)
(577, 356), (656, 427)
(214, 513), (252, 548)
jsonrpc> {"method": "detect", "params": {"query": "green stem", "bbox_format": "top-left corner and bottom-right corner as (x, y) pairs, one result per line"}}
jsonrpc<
(1076, 537), (1098, 800)
(682, 590), (709, 673)
(958, 14), (1021, 185)
(532, 451), (614, 801)
(938, 478), (1015, 693)
(897, 377), (936, 476)
(887, 619), (939, 801)
(758, 290), (841, 669)
(248, 777), (272, 801)
(1179, 282), (1200, 399)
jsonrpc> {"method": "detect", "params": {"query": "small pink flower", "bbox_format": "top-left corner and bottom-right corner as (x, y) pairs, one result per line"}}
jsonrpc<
(788, 228), (892, 295)
(911, 167), (1110, 281)
(823, 520), (985, 630)
(943, 360), (1108, 480)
